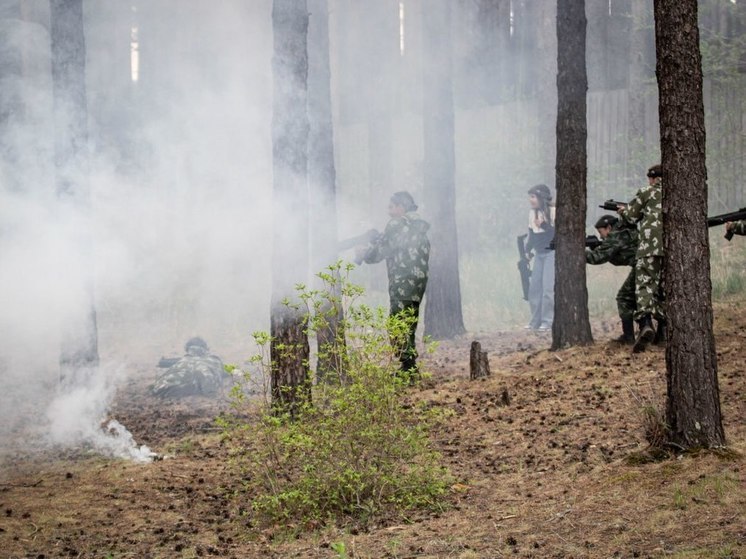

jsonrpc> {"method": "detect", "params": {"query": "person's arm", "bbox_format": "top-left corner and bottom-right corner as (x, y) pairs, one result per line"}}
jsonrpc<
(618, 187), (648, 224)
(727, 220), (746, 236)
(585, 235), (619, 265)
(363, 219), (400, 264)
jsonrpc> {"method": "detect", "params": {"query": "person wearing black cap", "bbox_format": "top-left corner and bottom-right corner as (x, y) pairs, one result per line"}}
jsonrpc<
(524, 184), (555, 332)
(586, 215), (639, 343)
(617, 164), (665, 352)
(358, 191), (430, 375)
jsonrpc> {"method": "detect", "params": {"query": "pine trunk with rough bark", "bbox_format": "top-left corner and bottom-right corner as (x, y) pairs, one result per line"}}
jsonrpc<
(50, 0), (100, 382)
(422, 0), (466, 341)
(308, 0), (344, 382)
(271, 0), (311, 415)
(654, 0), (725, 449)
(551, 0), (593, 350)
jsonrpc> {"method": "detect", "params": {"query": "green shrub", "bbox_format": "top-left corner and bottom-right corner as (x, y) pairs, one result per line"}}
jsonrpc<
(221, 264), (451, 529)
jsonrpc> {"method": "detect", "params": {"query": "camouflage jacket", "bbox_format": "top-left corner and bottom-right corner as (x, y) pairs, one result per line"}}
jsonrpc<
(619, 182), (663, 257)
(152, 346), (226, 399)
(586, 222), (638, 267)
(731, 220), (746, 236)
(364, 212), (430, 302)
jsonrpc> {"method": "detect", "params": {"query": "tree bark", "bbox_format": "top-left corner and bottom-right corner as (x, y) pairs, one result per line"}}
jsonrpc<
(654, 0), (725, 449)
(422, 0), (466, 340)
(551, 0), (593, 350)
(50, 0), (100, 381)
(271, 0), (311, 415)
(308, 0), (344, 382)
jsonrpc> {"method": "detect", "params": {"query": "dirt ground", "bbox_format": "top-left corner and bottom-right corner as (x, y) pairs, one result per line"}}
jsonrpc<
(1, 304), (744, 559)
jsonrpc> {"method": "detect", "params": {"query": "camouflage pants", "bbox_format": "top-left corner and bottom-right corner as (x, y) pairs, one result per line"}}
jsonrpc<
(634, 256), (665, 321)
(390, 300), (420, 372)
(616, 268), (636, 321)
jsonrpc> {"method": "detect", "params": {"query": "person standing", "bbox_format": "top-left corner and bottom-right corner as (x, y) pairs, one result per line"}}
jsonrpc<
(586, 215), (638, 344)
(618, 164), (664, 352)
(359, 192), (430, 375)
(524, 184), (556, 332)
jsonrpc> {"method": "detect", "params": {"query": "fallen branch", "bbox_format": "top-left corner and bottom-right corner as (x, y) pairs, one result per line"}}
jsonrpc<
(0, 480), (43, 488)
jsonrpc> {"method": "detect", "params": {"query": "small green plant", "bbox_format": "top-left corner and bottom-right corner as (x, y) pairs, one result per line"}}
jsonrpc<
(330, 541), (348, 559)
(222, 264), (451, 529)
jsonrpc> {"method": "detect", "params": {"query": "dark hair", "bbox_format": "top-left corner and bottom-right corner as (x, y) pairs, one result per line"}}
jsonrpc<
(390, 191), (418, 212)
(595, 215), (618, 229)
(647, 164), (663, 178)
(528, 184), (552, 201)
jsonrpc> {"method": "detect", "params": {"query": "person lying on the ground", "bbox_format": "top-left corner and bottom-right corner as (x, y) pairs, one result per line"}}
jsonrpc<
(152, 337), (228, 399)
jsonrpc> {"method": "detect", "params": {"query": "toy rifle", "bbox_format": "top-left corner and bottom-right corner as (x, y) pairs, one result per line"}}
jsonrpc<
(338, 229), (381, 264)
(548, 235), (602, 251)
(599, 200), (628, 211)
(707, 207), (746, 241)
(516, 234), (531, 301)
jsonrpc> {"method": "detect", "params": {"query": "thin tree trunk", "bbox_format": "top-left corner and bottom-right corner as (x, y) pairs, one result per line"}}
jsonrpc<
(308, 0), (344, 382)
(50, 0), (100, 381)
(271, 0), (311, 416)
(422, 0), (466, 341)
(654, 0), (725, 449)
(551, 0), (593, 350)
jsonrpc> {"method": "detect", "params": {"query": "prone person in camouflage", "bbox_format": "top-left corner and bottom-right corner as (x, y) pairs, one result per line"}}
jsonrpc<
(152, 337), (227, 398)
(725, 220), (746, 237)
(586, 215), (639, 344)
(617, 164), (665, 353)
(358, 191), (430, 375)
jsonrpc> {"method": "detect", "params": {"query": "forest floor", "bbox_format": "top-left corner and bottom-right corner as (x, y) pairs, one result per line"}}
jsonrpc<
(1, 303), (744, 559)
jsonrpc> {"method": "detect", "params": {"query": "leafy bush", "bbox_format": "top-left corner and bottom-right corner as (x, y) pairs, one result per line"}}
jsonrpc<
(221, 264), (451, 529)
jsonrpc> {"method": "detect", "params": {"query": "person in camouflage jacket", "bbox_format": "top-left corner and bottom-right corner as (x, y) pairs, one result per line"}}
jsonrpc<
(152, 337), (227, 398)
(586, 215), (638, 343)
(360, 191), (430, 374)
(726, 220), (746, 236)
(617, 164), (664, 353)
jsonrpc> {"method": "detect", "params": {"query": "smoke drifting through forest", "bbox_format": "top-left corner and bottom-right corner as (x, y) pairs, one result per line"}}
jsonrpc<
(1, 1), (743, 460)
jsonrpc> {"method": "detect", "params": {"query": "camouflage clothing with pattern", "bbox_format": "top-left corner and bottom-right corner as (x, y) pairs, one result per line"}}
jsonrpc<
(619, 181), (665, 321)
(364, 212), (430, 372)
(731, 220), (746, 236)
(586, 221), (638, 321)
(153, 341), (227, 399)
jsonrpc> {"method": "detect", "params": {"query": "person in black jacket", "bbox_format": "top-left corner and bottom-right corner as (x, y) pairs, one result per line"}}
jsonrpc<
(524, 184), (555, 331)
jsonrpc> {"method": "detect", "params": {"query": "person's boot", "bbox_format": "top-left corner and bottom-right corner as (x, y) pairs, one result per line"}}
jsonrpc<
(614, 318), (635, 344)
(654, 319), (667, 346)
(633, 315), (655, 353)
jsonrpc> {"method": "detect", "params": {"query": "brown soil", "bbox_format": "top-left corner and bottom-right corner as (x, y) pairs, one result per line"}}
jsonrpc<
(1, 304), (744, 559)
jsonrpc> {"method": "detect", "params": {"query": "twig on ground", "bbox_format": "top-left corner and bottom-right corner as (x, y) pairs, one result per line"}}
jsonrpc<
(0, 479), (43, 488)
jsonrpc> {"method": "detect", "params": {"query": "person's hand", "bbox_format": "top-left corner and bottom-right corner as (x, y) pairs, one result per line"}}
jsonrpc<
(616, 204), (625, 213)
(726, 222), (734, 232)
(526, 251), (534, 261)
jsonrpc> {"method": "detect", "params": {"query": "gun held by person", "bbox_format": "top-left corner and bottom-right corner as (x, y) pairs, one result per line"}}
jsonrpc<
(599, 200), (628, 212)
(338, 229), (381, 263)
(516, 234), (531, 301)
(548, 235), (602, 251)
(707, 207), (746, 241)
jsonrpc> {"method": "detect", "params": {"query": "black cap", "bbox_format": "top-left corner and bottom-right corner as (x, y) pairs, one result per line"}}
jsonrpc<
(647, 164), (663, 178)
(595, 215), (618, 229)
(390, 191), (418, 212)
(528, 184), (552, 201)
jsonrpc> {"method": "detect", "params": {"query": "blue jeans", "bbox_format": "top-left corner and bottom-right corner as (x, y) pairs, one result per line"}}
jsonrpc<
(528, 251), (555, 329)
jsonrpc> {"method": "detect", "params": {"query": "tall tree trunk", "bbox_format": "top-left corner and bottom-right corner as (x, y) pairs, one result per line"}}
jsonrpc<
(551, 0), (593, 349)
(654, 0), (725, 448)
(270, 0), (311, 416)
(308, 0), (344, 381)
(422, 0), (466, 340)
(50, 0), (100, 381)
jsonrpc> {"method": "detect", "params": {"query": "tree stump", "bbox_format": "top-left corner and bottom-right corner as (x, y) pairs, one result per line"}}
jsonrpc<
(469, 341), (491, 380)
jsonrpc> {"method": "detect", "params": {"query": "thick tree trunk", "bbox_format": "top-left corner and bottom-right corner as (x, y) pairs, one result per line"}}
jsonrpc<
(422, 0), (466, 341)
(308, 0), (344, 382)
(654, 0), (725, 448)
(271, 0), (311, 415)
(50, 0), (100, 381)
(551, 0), (593, 350)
